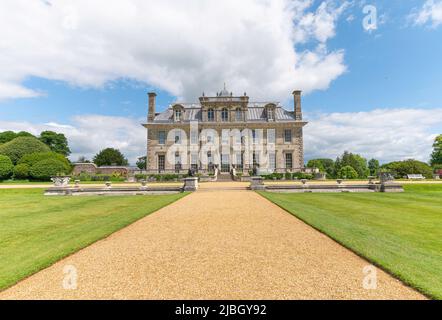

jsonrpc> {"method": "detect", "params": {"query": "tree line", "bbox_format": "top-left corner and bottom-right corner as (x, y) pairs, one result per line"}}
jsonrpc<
(307, 134), (442, 179)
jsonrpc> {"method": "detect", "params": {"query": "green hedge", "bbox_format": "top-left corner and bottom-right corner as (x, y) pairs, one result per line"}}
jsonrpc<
(0, 155), (14, 180)
(260, 172), (313, 180)
(74, 173), (126, 182)
(29, 159), (68, 181)
(0, 137), (50, 164)
(134, 174), (187, 181)
(18, 152), (71, 173)
(13, 163), (30, 180)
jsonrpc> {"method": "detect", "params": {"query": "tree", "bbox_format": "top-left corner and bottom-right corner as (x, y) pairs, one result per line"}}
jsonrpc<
(338, 165), (358, 179)
(0, 155), (14, 180)
(0, 137), (50, 164)
(136, 156), (146, 170)
(307, 158), (335, 177)
(93, 148), (128, 167)
(382, 159), (433, 179)
(0, 131), (35, 144)
(335, 151), (369, 178)
(430, 134), (442, 166)
(39, 131), (71, 156)
(368, 158), (380, 176)
(0, 131), (17, 144)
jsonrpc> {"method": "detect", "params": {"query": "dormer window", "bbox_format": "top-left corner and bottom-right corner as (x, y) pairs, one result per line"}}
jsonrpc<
(265, 104), (276, 121)
(221, 108), (229, 122)
(208, 108), (215, 122)
(174, 109), (182, 122)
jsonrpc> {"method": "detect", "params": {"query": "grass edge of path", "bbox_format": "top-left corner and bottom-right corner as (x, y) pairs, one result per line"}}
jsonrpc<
(255, 191), (433, 300)
(0, 192), (190, 293)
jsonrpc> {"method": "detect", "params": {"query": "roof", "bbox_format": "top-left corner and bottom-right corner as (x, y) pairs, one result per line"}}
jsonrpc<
(151, 102), (296, 123)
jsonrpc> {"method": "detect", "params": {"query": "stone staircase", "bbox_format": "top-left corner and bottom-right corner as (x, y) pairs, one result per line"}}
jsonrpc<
(216, 173), (233, 182)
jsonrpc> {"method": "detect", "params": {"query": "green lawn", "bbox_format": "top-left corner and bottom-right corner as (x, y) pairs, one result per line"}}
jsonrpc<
(258, 184), (442, 299)
(0, 189), (187, 291)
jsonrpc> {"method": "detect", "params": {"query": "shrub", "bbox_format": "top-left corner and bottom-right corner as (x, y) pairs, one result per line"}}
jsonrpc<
(0, 137), (50, 164)
(338, 165), (359, 179)
(382, 159), (433, 179)
(29, 159), (68, 181)
(0, 155), (14, 180)
(292, 172), (313, 180)
(18, 151), (71, 173)
(13, 163), (30, 179)
(284, 172), (292, 180)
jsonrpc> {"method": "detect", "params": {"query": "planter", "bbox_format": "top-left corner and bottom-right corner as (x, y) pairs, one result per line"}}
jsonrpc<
(51, 176), (71, 187)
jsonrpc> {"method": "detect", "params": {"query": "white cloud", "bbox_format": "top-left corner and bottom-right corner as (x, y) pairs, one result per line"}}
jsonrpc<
(305, 108), (442, 163)
(411, 0), (442, 27)
(0, 0), (349, 101)
(0, 116), (146, 164)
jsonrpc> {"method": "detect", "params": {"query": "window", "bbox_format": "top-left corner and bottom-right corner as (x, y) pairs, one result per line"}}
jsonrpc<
(252, 129), (257, 144)
(174, 130), (181, 144)
(235, 108), (242, 121)
(158, 155), (165, 173)
(267, 108), (274, 121)
(284, 129), (292, 143)
(175, 152), (181, 173)
(236, 152), (243, 170)
(267, 129), (275, 144)
(158, 131), (166, 145)
(221, 154), (230, 173)
(285, 153), (293, 169)
(191, 153), (198, 171)
(207, 151), (214, 173)
(253, 153), (260, 168)
(221, 108), (229, 122)
(174, 109), (182, 122)
(269, 152), (276, 171)
(208, 108), (215, 122)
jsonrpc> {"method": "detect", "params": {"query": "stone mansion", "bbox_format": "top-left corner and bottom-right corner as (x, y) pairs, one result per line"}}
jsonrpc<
(142, 86), (307, 176)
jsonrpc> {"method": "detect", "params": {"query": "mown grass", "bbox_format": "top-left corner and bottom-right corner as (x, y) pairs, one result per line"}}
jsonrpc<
(258, 184), (442, 299)
(0, 189), (187, 290)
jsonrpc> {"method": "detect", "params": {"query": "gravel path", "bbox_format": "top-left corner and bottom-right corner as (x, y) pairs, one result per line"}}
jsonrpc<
(0, 185), (425, 299)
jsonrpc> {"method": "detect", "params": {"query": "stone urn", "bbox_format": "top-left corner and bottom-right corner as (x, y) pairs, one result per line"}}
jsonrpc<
(301, 179), (308, 185)
(368, 176), (375, 184)
(336, 179), (343, 185)
(74, 180), (80, 188)
(140, 179), (148, 189)
(51, 176), (71, 187)
(105, 181), (112, 189)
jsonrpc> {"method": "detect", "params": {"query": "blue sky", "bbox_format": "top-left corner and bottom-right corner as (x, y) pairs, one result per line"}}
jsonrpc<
(0, 0), (441, 163)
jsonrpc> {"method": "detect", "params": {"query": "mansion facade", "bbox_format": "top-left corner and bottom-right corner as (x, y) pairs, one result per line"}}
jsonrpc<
(142, 87), (307, 176)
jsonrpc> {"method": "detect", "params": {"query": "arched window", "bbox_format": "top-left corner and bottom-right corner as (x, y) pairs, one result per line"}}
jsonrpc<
(235, 108), (242, 121)
(267, 108), (274, 120)
(208, 108), (215, 122)
(221, 108), (229, 122)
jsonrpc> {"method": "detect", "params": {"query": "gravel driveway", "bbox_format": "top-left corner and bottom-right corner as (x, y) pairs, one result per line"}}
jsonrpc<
(0, 185), (425, 299)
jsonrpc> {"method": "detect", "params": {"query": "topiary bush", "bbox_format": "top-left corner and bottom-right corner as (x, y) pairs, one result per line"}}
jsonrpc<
(0, 137), (50, 164)
(29, 159), (68, 181)
(13, 163), (30, 180)
(338, 165), (359, 179)
(18, 151), (71, 173)
(0, 155), (14, 180)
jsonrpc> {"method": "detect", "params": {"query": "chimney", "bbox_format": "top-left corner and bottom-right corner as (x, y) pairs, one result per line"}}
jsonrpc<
(148, 92), (157, 121)
(292, 90), (302, 120)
